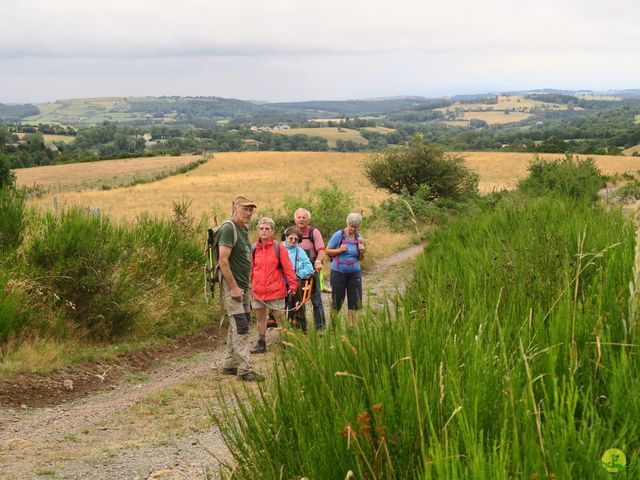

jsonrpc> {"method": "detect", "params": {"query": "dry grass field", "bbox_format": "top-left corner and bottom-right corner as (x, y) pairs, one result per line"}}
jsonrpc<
(623, 145), (640, 156)
(24, 152), (640, 219)
(277, 127), (368, 148)
(362, 126), (396, 134)
(42, 134), (76, 144)
(15, 154), (202, 192)
(26, 152), (384, 221)
(16, 133), (76, 144)
(462, 151), (640, 192)
(439, 95), (575, 113)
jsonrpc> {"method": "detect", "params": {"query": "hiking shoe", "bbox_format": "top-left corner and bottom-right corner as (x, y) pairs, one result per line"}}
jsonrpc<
(222, 367), (237, 375)
(239, 371), (265, 382)
(266, 319), (278, 329)
(250, 339), (267, 354)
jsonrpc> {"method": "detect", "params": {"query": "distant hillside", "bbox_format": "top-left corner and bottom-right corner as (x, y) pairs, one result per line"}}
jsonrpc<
(267, 97), (437, 116)
(0, 103), (40, 121)
(17, 96), (449, 127)
(3, 89), (640, 128)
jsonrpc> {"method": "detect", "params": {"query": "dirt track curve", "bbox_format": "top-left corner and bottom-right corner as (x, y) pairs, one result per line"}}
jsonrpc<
(0, 244), (424, 480)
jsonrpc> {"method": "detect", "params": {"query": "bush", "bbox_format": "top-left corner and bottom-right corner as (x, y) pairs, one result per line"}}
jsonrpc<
(369, 185), (454, 231)
(517, 154), (603, 201)
(26, 209), (137, 340)
(259, 178), (354, 238)
(0, 274), (21, 342)
(0, 188), (26, 250)
(363, 135), (479, 200)
(0, 154), (15, 188)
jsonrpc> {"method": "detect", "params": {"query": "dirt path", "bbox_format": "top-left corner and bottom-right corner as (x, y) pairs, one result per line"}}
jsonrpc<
(0, 244), (424, 480)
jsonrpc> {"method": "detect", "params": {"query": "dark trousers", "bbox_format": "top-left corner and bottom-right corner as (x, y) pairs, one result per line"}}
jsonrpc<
(310, 270), (326, 330)
(330, 270), (362, 311)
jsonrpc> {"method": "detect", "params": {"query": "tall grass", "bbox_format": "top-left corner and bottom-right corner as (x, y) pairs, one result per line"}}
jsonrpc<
(0, 187), (26, 250)
(1, 206), (209, 347)
(216, 196), (639, 479)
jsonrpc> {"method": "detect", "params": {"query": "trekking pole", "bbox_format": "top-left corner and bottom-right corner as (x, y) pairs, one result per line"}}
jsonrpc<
(204, 228), (215, 303)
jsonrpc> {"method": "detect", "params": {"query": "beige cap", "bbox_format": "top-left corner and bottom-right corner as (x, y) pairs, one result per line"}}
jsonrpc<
(233, 195), (257, 207)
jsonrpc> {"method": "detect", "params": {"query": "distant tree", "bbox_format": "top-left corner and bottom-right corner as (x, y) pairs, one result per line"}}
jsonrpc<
(363, 135), (478, 200)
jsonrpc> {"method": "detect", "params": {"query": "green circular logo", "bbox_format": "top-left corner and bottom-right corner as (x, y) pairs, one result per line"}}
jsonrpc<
(601, 449), (627, 477)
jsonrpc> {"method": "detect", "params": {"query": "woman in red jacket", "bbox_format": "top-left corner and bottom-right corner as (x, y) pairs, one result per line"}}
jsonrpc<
(250, 217), (298, 354)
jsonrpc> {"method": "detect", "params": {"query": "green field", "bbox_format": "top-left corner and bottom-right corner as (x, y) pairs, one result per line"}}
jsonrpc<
(277, 127), (368, 148)
(24, 97), (173, 126)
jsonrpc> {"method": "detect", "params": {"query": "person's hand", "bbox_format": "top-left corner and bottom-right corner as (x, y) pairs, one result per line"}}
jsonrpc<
(314, 260), (322, 271)
(357, 239), (365, 253)
(230, 286), (243, 301)
(339, 244), (347, 253)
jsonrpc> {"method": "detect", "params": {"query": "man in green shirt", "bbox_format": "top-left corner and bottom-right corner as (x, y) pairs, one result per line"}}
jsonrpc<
(219, 195), (264, 382)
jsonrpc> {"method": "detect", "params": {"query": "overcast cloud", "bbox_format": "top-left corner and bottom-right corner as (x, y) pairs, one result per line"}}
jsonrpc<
(1, 0), (638, 103)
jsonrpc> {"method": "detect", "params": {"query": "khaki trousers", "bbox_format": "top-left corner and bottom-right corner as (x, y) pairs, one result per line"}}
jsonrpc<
(221, 280), (252, 375)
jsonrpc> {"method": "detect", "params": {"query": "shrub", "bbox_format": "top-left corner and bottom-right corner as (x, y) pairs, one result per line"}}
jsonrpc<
(26, 209), (136, 340)
(369, 185), (453, 231)
(0, 188), (26, 250)
(517, 154), (603, 201)
(0, 274), (21, 342)
(259, 178), (354, 238)
(0, 154), (15, 188)
(363, 135), (479, 200)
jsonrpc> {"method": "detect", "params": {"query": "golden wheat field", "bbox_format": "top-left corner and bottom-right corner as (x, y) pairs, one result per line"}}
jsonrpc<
(15, 154), (202, 192)
(21, 151), (640, 221)
(462, 151), (640, 191)
(26, 152), (384, 221)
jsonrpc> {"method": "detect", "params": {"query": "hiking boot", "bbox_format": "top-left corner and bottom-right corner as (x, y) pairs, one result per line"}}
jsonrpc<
(250, 339), (267, 354)
(239, 371), (265, 382)
(222, 367), (237, 375)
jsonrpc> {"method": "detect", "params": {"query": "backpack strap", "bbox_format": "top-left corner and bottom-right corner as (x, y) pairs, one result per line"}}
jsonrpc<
(251, 240), (282, 271)
(336, 229), (359, 267)
(224, 219), (238, 247)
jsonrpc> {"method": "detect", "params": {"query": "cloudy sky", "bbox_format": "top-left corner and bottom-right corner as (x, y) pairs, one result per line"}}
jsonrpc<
(1, 0), (638, 103)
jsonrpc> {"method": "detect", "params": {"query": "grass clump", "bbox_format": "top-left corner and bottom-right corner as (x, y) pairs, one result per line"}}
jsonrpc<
(216, 196), (639, 479)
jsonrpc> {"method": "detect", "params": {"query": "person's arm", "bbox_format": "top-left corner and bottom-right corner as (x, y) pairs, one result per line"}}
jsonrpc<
(298, 247), (314, 279)
(280, 244), (298, 292)
(357, 236), (365, 260)
(313, 228), (326, 269)
(218, 245), (242, 301)
(324, 231), (345, 258)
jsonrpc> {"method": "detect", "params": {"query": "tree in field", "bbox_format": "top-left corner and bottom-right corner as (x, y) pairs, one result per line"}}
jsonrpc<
(363, 135), (478, 200)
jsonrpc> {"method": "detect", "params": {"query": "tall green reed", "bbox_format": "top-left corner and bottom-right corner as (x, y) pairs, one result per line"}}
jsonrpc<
(216, 196), (639, 479)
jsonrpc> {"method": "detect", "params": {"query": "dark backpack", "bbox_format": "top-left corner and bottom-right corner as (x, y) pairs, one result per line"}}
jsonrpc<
(204, 219), (238, 301)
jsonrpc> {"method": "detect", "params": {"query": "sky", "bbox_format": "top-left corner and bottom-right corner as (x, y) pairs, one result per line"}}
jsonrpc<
(1, 0), (639, 104)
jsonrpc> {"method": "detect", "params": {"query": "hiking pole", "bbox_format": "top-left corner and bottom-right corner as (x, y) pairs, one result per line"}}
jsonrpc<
(204, 228), (215, 303)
